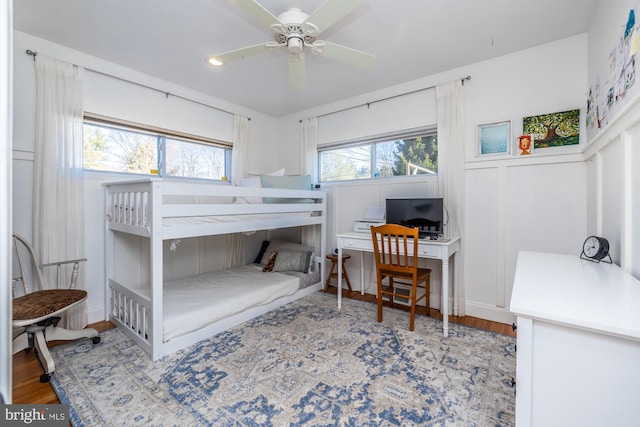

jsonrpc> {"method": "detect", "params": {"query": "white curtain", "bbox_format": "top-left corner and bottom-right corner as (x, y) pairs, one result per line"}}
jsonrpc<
(224, 115), (250, 268)
(231, 115), (250, 184)
(300, 118), (319, 251)
(33, 54), (87, 329)
(300, 117), (318, 182)
(436, 80), (466, 316)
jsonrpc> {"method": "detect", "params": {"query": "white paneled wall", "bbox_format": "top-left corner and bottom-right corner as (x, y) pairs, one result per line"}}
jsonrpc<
(599, 138), (624, 265)
(504, 161), (587, 303)
(464, 168), (499, 310)
(629, 123), (640, 279)
(584, 96), (640, 280)
(464, 158), (587, 323)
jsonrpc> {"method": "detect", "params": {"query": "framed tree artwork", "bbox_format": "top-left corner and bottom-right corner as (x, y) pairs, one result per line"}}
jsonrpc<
(523, 109), (580, 149)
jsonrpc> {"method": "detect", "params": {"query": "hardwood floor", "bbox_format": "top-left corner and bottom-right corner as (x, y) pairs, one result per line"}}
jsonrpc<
(325, 288), (517, 336)
(11, 291), (515, 404)
(11, 321), (114, 405)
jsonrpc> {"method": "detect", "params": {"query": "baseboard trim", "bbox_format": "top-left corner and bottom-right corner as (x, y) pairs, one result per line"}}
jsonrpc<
(465, 302), (516, 325)
(88, 307), (105, 325)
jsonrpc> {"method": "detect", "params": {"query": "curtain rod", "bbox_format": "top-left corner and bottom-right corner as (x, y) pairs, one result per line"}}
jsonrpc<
(300, 75), (471, 122)
(25, 49), (250, 121)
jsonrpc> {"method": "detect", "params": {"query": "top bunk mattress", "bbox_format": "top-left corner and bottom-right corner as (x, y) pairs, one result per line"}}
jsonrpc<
(162, 264), (299, 342)
(162, 211), (313, 227)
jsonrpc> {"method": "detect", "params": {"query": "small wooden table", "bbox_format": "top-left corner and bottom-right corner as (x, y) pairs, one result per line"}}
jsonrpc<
(324, 254), (352, 291)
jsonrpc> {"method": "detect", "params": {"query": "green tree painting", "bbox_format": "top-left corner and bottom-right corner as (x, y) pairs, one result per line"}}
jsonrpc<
(523, 109), (580, 149)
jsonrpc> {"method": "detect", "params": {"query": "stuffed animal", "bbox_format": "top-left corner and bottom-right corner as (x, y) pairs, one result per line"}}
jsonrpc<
(262, 251), (278, 272)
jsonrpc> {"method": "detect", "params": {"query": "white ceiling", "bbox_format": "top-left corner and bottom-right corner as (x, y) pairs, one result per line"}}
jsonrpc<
(14, 0), (598, 117)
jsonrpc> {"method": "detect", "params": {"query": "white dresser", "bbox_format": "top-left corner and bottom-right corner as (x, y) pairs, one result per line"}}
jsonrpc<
(510, 251), (640, 427)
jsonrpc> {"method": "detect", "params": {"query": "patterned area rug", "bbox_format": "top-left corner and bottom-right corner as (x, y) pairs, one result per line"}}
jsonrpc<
(50, 292), (515, 426)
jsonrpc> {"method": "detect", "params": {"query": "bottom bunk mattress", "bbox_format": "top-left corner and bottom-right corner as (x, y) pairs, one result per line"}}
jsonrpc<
(162, 264), (300, 342)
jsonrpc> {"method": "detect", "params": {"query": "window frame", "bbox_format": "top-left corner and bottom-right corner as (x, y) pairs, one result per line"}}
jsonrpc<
(82, 114), (232, 181)
(317, 126), (438, 183)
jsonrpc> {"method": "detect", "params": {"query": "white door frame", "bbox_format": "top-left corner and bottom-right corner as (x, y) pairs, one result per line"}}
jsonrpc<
(0, 0), (13, 404)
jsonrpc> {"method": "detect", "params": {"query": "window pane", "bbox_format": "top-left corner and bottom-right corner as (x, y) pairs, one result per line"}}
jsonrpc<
(318, 130), (437, 183)
(83, 123), (157, 174)
(376, 134), (438, 176)
(165, 138), (227, 179)
(83, 119), (230, 181)
(320, 144), (371, 182)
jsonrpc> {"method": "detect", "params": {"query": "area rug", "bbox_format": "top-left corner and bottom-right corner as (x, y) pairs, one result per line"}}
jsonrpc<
(50, 292), (515, 426)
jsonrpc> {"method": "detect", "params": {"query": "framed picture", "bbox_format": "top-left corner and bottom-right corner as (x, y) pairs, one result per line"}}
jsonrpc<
(523, 109), (580, 149)
(515, 134), (534, 156)
(477, 120), (511, 157)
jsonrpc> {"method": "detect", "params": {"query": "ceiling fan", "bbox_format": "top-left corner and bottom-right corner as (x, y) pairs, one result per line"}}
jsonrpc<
(208, 0), (376, 90)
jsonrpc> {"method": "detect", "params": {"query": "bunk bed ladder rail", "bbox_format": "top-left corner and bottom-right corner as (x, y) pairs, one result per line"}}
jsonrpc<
(108, 280), (152, 355)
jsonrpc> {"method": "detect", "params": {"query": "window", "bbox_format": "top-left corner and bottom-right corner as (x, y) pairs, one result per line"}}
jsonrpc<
(318, 128), (437, 182)
(83, 119), (231, 180)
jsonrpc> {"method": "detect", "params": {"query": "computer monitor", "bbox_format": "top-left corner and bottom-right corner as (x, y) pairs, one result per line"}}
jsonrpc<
(385, 198), (444, 238)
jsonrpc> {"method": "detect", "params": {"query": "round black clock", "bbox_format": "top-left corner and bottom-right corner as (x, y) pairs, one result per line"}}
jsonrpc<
(581, 236), (611, 263)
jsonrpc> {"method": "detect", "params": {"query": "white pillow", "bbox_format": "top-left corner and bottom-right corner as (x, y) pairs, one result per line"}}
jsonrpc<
(267, 168), (286, 177)
(234, 168), (285, 204)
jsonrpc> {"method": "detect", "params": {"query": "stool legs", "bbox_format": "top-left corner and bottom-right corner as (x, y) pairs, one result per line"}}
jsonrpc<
(341, 260), (352, 291)
(324, 261), (337, 291)
(324, 259), (353, 291)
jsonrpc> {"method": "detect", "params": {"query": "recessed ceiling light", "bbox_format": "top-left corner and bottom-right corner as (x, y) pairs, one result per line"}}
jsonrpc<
(208, 57), (223, 66)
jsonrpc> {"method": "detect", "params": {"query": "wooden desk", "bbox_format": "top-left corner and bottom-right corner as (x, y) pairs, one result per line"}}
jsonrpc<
(336, 231), (460, 337)
(511, 251), (640, 426)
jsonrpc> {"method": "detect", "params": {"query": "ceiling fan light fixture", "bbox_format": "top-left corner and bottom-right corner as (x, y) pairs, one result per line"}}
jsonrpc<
(208, 57), (224, 66)
(287, 37), (303, 54)
(212, 0), (376, 89)
(276, 8), (308, 27)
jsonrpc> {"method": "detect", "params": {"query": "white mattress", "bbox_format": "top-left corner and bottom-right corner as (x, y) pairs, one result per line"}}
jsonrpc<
(162, 212), (312, 227)
(162, 264), (299, 342)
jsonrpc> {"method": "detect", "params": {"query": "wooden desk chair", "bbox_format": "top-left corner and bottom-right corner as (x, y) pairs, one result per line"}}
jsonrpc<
(370, 224), (431, 331)
(12, 233), (100, 383)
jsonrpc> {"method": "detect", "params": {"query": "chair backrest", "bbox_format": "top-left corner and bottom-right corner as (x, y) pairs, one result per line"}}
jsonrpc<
(370, 224), (419, 277)
(12, 233), (85, 299)
(12, 233), (46, 297)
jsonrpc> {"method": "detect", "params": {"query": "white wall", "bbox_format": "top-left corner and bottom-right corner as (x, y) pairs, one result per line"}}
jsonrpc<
(583, 0), (640, 280)
(12, 31), (279, 323)
(278, 35), (589, 323)
(1, 0), (13, 403)
(586, 0), (640, 141)
(583, 103), (640, 278)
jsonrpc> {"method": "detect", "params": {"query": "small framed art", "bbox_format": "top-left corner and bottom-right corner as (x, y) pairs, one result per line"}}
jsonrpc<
(477, 120), (511, 157)
(516, 134), (534, 156)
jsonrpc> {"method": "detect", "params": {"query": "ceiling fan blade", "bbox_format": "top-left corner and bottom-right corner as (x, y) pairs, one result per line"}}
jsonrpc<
(313, 41), (376, 68)
(289, 53), (306, 90)
(210, 43), (275, 65)
(229, 0), (281, 30)
(304, 0), (365, 34)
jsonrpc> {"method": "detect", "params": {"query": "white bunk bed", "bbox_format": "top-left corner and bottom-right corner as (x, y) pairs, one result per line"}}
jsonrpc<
(104, 177), (326, 361)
